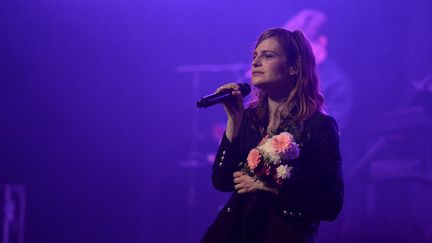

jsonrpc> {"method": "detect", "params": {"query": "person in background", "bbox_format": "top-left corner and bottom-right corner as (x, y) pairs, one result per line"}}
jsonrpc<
(283, 9), (353, 129)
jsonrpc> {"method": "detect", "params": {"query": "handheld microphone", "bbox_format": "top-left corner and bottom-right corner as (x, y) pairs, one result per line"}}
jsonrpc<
(196, 83), (251, 108)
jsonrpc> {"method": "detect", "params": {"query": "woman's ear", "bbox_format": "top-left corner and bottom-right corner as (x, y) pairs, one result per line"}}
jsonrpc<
(289, 65), (298, 75)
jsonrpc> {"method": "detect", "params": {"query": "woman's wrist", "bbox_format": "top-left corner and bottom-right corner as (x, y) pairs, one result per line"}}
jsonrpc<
(226, 118), (241, 142)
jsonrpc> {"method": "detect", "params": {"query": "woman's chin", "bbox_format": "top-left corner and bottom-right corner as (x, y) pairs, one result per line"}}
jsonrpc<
(252, 81), (276, 90)
(252, 79), (268, 88)
(253, 81), (292, 97)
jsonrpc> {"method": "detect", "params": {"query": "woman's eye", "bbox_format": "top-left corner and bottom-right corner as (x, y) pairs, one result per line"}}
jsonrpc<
(264, 53), (274, 59)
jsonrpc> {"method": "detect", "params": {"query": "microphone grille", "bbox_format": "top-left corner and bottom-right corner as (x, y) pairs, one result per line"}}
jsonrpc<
(238, 83), (251, 97)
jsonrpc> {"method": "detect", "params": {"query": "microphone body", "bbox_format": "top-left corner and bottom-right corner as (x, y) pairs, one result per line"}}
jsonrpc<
(196, 83), (251, 108)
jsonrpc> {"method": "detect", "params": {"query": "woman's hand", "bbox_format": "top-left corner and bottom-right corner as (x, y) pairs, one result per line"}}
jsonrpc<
(215, 83), (244, 142)
(233, 171), (278, 194)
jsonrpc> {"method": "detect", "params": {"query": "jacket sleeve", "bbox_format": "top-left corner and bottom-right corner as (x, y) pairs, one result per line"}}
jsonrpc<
(211, 133), (241, 191)
(277, 116), (344, 221)
(211, 111), (253, 192)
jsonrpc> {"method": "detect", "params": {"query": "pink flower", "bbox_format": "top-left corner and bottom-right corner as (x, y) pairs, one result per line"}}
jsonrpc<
(244, 131), (300, 187)
(271, 132), (292, 154)
(247, 148), (261, 170)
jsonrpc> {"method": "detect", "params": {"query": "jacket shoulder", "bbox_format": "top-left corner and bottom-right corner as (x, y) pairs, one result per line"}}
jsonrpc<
(305, 112), (339, 134)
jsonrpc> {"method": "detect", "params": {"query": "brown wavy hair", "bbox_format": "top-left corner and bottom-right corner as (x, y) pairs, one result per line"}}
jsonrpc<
(248, 28), (324, 133)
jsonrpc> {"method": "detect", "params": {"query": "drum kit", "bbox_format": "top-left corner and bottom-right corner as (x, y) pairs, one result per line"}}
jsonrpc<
(348, 73), (432, 181)
(344, 74), (432, 242)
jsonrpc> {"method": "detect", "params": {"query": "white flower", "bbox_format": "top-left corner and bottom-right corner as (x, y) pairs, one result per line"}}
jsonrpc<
(258, 139), (280, 164)
(276, 165), (292, 179)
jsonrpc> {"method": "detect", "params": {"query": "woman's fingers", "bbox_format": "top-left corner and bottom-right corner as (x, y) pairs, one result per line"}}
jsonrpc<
(234, 182), (250, 193)
(233, 172), (245, 190)
(215, 83), (240, 94)
(233, 177), (242, 183)
(234, 182), (244, 190)
(237, 188), (249, 194)
(233, 171), (244, 177)
(231, 90), (242, 97)
(236, 183), (252, 194)
(233, 172), (259, 194)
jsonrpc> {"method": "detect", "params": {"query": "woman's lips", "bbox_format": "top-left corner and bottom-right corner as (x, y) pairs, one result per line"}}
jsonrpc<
(252, 71), (264, 76)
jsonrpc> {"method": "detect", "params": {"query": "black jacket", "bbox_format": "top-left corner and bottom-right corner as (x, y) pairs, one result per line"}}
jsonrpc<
(201, 110), (344, 243)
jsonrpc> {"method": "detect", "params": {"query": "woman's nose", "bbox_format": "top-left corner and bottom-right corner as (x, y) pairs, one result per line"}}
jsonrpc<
(252, 57), (261, 67)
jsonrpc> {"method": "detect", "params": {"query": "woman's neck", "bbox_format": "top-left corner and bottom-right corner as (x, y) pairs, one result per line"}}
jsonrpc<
(263, 82), (293, 134)
(264, 80), (293, 114)
(268, 96), (284, 115)
(267, 96), (286, 134)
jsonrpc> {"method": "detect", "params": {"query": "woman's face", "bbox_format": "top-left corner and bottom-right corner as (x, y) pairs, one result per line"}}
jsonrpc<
(251, 37), (290, 92)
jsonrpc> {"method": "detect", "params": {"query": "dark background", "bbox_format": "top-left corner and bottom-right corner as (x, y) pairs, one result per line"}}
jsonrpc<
(1, 0), (431, 242)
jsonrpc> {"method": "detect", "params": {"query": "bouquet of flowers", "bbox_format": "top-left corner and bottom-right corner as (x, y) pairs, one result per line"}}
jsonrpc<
(245, 132), (300, 187)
